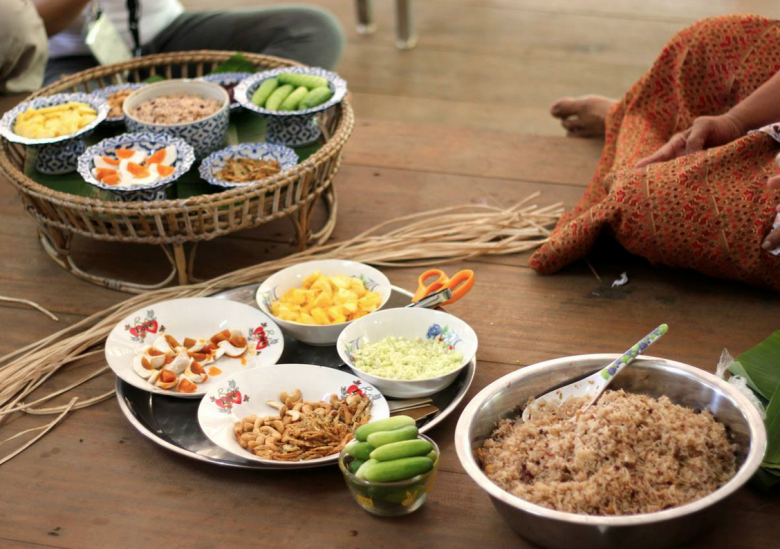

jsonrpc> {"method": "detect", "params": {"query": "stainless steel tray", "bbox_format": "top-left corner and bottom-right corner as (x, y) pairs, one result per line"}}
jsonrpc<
(116, 284), (476, 469)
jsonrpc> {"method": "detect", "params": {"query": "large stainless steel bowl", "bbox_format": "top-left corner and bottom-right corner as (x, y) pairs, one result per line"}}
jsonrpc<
(454, 354), (766, 549)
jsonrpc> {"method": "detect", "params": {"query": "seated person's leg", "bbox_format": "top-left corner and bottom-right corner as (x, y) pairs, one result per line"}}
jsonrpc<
(43, 56), (98, 87)
(0, 0), (48, 94)
(144, 6), (345, 69)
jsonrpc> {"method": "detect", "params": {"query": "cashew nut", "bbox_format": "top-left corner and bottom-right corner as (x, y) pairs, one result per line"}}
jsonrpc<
(258, 426), (282, 440)
(266, 399), (284, 410)
(286, 410), (301, 422)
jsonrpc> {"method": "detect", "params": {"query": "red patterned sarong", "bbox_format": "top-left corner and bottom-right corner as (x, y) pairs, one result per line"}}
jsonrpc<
(530, 14), (780, 291)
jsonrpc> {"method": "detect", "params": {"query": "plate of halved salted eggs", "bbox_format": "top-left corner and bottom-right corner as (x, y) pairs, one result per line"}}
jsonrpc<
(105, 297), (284, 398)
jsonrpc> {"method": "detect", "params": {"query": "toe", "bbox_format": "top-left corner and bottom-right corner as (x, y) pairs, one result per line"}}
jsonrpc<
(550, 98), (580, 119)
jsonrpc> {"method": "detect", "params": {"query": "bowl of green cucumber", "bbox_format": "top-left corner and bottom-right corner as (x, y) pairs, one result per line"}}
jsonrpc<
(234, 67), (347, 147)
(339, 415), (440, 517)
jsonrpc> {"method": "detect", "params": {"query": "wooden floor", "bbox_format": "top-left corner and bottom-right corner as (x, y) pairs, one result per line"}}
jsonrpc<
(2, 1), (780, 548)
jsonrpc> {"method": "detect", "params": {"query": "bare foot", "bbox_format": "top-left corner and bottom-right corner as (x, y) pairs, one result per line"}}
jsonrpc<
(550, 95), (617, 138)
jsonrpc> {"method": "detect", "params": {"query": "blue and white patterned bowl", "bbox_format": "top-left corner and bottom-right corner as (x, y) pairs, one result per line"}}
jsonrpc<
(90, 83), (146, 124)
(123, 80), (230, 158)
(76, 132), (195, 202)
(234, 67), (348, 147)
(336, 308), (479, 398)
(199, 143), (299, 189)
(0, 93), (109, 174)
(197, 72), (253, 111)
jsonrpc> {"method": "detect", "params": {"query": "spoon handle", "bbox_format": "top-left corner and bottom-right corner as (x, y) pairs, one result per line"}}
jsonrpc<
(598, 323), (668, 384)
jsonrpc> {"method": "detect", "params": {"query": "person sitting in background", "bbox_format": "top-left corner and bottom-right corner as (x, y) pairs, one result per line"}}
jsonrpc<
(533, 14), (780, 292)
(34, 0), (345, 85)
(0, 0), (48, 94)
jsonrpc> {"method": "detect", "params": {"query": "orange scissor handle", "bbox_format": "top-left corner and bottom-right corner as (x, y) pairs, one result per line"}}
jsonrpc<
(413, 269), (449, 302)
(442, 269), (475, 304)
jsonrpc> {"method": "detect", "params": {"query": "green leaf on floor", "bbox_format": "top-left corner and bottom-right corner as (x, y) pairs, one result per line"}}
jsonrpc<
(762, 382), (780, 466)
(751, 467), (780, 492)
(212, 53), (257, 75)
(728, 361), (767, 402)
(736, 330), (780, 400)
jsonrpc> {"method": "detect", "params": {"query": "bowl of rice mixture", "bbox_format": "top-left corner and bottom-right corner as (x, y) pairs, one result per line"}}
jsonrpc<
(123, 80), (229, 157)
(454, 354), (766, 549)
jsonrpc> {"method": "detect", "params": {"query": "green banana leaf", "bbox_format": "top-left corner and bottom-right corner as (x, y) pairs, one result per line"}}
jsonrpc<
(211, 53), (257, 75)
(734, 331), (780, 400)
(761, 383), (780, 465)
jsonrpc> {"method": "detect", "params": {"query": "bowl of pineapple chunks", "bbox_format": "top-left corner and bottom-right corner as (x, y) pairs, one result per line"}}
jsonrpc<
(255, 260), (392, 346)
(0, 92), (110, 174)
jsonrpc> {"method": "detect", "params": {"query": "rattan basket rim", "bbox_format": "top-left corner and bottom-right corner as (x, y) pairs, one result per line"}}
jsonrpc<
(0, 50), (354, 214)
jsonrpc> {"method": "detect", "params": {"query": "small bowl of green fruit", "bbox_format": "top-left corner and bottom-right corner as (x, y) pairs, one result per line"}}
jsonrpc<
(234, 67), (347, 147)
(339, 415), (440, 517)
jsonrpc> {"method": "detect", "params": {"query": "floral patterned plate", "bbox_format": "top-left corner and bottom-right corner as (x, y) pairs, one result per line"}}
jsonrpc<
(197, 363), (389, 467)
(337, 308), (478, 398)
(105, 297), (284, 399)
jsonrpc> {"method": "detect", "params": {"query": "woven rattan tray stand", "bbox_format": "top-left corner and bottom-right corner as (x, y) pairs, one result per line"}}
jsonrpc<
(0, 51), (354, 293)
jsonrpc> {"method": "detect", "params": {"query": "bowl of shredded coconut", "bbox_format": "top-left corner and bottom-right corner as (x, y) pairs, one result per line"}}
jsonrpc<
(123, 80), (229, 157)
(337, 308), (478, 398)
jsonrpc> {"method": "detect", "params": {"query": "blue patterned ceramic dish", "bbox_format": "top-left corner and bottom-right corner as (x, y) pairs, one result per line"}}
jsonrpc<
(336, 308), (478, 398)
(0, 93), (109, 174)
(197, 72), (253, 110)
(198, 143), (299, 189)
(76, 132), (195, 202)
(234, 67), (348, 147)
(90, 83), (146, 123)
(123, 80), (229, 158)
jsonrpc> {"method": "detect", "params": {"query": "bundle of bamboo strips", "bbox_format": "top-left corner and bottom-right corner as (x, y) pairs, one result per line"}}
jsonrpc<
(0, 195), (563, 465)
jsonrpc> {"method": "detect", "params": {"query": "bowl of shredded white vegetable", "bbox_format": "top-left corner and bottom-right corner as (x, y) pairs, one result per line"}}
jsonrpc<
(337, 308), (478, 398)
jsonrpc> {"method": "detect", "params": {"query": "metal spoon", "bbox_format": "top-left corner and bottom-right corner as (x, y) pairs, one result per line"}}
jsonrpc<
(522, 324), (668, 422)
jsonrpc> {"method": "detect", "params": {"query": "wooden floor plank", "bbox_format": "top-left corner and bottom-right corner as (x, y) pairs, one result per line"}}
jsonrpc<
(345, 119), (603, 185)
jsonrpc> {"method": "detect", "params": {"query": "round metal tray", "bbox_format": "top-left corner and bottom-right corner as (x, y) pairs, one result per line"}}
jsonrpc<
(116, 284), (476, 469)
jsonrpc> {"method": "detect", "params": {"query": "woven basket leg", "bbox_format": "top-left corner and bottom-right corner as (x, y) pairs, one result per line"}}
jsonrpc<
(309, 184), (338, 246)
(38, 228), (180, 293)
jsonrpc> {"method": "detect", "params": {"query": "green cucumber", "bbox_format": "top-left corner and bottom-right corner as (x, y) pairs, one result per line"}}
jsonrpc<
(264, 84), (294, 110)
(363, 456), (434, 483)
(367, 425), (418, 448)
(426, 450), (438, 463)
(251, 78), (279, 107)
(349, 459), (365, 474)
(279, 86), (308, 111)
(278, 72), (329, 90)
(347, 441), (375, 461)
(299, 86), (333, 109)
(370, 439), (432, 462)
(355, 415), (415, 442)
(355, 458), (379, 479)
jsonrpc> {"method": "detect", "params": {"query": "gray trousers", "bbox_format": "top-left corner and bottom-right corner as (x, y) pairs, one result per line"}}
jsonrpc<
(44, 5), (344, 85)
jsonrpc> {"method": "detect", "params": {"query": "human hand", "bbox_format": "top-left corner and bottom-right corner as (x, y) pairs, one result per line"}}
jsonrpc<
(635, 113), (746, 169)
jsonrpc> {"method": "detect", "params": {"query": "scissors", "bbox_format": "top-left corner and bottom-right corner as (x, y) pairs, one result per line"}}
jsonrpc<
(412, 268), (475, 306)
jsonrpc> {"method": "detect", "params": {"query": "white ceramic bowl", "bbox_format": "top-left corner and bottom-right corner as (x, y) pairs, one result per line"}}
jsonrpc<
(105, 297), (284, 398)
(197, 363), (390, 467)
(123, 79), (229, 157)
(336, 308), (478, 398)
(255, 260), (392, 346)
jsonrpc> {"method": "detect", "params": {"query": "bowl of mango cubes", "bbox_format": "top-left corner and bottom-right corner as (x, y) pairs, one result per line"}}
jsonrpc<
(255, 259), (391, 346)
(0, 93), (110, 174)
(235, 67), (347, 147)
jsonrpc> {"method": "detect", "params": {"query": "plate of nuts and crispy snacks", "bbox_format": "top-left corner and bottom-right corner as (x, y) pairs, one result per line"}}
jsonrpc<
(197, 363), (390, 467)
